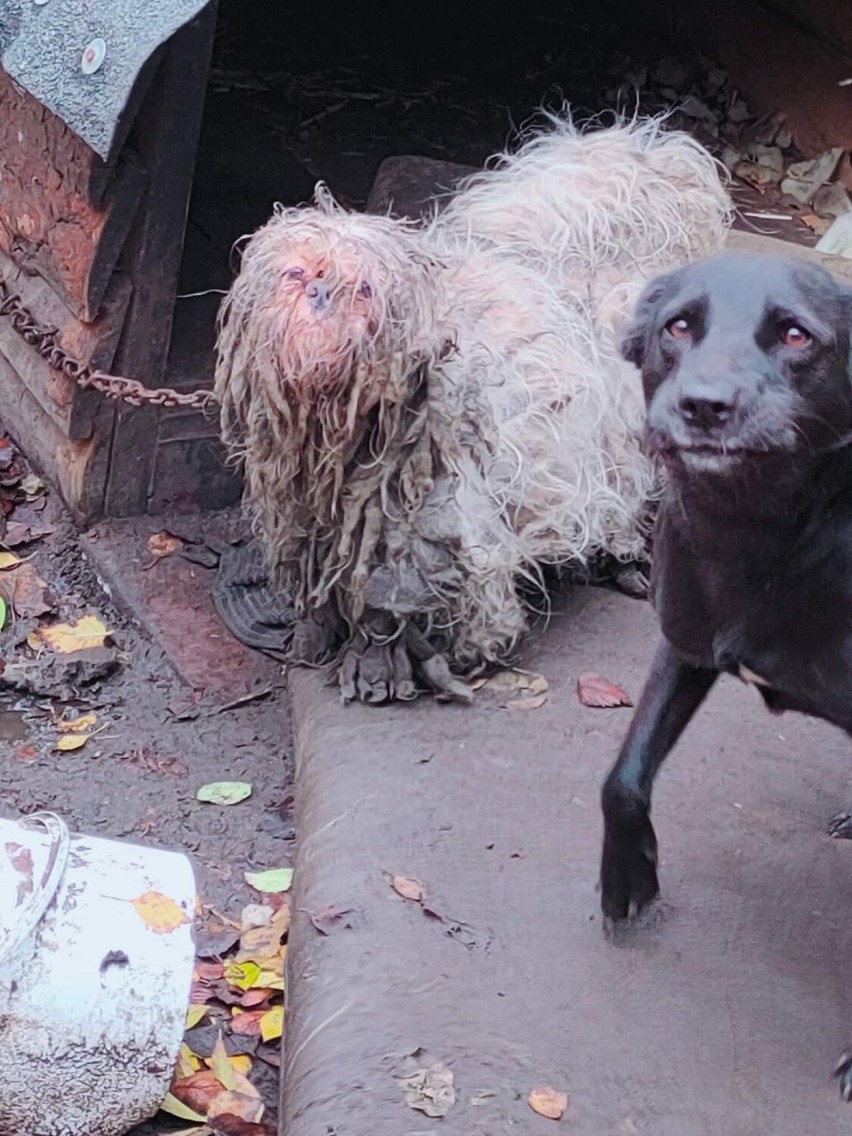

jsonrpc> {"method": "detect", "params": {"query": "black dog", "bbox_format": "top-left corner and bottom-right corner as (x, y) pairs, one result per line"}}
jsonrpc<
(599, 251), (852, 1096)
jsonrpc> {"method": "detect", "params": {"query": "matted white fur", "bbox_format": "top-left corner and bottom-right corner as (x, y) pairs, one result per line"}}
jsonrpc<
(215, 113), (732, 701)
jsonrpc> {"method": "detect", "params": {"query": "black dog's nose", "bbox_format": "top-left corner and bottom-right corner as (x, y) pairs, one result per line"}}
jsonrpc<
(678, 393), (735, 430)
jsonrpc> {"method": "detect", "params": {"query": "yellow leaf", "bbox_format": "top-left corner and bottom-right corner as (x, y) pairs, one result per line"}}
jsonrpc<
(185, 1004), (208, 1030)
(0, 551), (21, 570)
(223, 959), (262, 991)
(260, 1004), (284, 1043)
(207, 1034), (238, 1091)
(57, 712), (97, 733)
(131, 890), (191, 934)
(26, 630), (41, 651)
(39, 615), (111, 653)
(159, 1092), (206, 1123)
(55, 734), (89, 752)
(528, 1087), (569, 1120)
(176, 1042), (202, 1078)
(255, 969), (285, 991)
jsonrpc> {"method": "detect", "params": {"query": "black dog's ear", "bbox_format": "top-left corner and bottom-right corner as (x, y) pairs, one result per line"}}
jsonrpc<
(620, 273), (678, 368)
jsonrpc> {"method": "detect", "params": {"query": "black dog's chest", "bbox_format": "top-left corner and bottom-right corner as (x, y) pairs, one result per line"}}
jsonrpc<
(652, 507), (852, 729)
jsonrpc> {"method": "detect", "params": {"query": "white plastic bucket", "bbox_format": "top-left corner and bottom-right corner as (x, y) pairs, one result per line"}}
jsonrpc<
(0, 812), (197, 1136)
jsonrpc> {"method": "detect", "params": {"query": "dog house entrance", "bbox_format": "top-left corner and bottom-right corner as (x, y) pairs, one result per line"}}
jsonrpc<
(2, 0), (850, 523)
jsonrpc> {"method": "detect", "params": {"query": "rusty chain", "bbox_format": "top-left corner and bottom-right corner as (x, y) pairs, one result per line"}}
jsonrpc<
(0, 277), (219, 411)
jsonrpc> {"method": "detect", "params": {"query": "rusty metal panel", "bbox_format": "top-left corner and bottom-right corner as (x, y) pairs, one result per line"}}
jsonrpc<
(1, 0), (213, 160)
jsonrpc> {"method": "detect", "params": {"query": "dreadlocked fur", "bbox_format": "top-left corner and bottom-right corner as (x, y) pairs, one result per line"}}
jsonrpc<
(215, 113), (733, 702)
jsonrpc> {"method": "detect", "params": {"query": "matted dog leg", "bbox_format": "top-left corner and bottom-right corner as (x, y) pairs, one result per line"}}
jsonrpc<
(600, 638), (718, 924)
(611, 561), (650, 600)
(827, 811), (852, 839)
(405, 624), (474, 703)
(834, 1050), (852, 1101)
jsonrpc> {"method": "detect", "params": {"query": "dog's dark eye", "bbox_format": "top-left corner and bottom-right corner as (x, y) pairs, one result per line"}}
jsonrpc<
(284, 268), (305, 280)
(665, 317), (691, 339)
(780, 323), (811, 348)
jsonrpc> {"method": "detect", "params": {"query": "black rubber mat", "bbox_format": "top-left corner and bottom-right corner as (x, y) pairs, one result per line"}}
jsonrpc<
(212, 539), (296, 659)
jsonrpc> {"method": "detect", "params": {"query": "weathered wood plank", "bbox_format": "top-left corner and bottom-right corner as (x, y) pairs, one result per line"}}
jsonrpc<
(0, 68), (146, 322)
(765, 0), (852, 60)
(104, 3), (218, 517)
(0, 248), (132, 439)
(0, 349), (114, 522)
(675, 0), (852, 155)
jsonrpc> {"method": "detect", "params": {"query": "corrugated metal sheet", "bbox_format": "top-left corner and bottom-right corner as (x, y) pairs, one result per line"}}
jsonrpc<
(1, 0), (213, 160)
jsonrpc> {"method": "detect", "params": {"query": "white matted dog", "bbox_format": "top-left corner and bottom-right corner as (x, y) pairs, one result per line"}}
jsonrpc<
(214, 114), (732, 702)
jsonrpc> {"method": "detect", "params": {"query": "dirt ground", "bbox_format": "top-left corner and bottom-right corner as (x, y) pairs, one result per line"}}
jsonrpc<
(0, 428), (292, 1133)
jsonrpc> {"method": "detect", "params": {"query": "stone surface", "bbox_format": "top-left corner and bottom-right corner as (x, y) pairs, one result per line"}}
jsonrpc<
(282, 588), (852, 1134)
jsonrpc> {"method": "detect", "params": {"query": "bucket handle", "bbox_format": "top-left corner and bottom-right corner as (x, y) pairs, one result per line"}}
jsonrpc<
(0, 811), (70, 964)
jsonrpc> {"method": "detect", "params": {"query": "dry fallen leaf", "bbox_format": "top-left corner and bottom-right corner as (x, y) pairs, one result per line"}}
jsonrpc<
(147, 530), (182, 558)
(207, 1035), (239, 1092)
(528, 1086), (569, 1120)
(229, 1011), (265, 1037)
(238, 903), (290, 951)
(396, 1061), (455, 1117)
(0, 551), (21, 570)
(206, 1091), (263, 1125)
(55, 734), (89, 752)
(477, 669), (549, 694)
(197, 781), (253, 806)
(244, 867), (293, 893)
(131, 890), (191, 934)
(38, 614), (111, 653)
(171, 1070), (225, 1115)
(186, 1004), (208, 1030)
(20, 473), (45, 498)
(5, 562), (55, 618)
(57, 712), (97, 733)
(506, 693), (548, 712)
(392, 875), (424, 903)
(3, 520), (55, 547)
(259, 1004), (284, 1043)
(176, 1042), (202, 1079)
(160, 1092), (207, 1123)
(577, 672), (633, 709)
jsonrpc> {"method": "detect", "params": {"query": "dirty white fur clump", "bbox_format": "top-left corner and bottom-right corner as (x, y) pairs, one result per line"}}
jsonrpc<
(215, 114), (732, 701)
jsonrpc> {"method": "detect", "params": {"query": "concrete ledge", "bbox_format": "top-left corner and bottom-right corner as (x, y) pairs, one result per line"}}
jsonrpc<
(282, 589), (852, 1134)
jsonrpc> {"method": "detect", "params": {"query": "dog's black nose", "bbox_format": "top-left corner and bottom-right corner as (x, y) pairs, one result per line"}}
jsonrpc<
(678, 393), (735, 430)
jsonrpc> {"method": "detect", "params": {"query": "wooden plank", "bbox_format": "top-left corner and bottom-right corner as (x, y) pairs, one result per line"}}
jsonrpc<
(675, 0), (852, 155)
(0, 68), (147, 322)
(0, 249), (132, 439)
(763, 0), (852, 60)
(104, 3), (218, 517)
(0, 349), (114, 523)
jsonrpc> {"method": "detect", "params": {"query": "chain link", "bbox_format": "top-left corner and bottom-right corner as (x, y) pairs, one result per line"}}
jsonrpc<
(0, 276), (218, 411)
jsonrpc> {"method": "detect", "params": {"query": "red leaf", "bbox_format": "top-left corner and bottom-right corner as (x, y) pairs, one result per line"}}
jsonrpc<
(577, 672), (633, 709)
(230, 1010), (265, 1036)
(171, 1069), (225, 1114)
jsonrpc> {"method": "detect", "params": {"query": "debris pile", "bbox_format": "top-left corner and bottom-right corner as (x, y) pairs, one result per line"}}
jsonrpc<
(606, 54), (852, 253)
(162, 876), (291, 1135)
(0, 434), (121, 706)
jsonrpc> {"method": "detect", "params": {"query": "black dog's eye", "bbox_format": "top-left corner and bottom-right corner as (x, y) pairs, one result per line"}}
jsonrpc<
(665, 316), (691, 339)
(779, 323), (811, 348)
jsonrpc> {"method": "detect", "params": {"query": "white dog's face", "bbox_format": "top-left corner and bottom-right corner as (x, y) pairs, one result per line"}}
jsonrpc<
(262, 241), (381, 377)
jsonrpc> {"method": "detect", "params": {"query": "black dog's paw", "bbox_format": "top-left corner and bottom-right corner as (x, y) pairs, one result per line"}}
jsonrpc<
(828, 811), (852, 839)
(600, 816), (660, 923)
(834, 1050), (852, 1100)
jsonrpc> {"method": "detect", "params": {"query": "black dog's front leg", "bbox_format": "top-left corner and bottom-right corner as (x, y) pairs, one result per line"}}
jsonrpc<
(600, 638), (718, 922)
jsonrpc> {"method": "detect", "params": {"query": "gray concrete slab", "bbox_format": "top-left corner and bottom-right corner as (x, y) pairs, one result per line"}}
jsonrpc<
(283, 587), (852, 1134)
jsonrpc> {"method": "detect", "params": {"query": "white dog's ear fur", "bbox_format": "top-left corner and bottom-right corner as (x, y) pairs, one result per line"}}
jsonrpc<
(620, 272), (679, 368)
